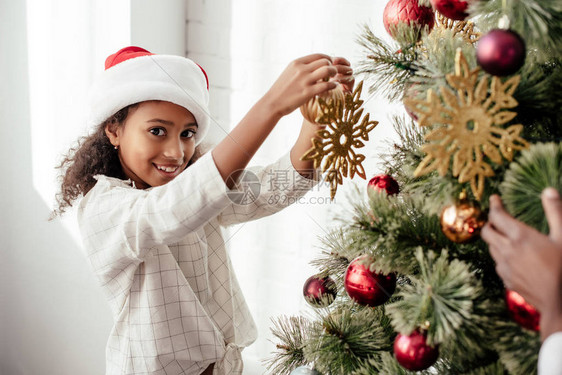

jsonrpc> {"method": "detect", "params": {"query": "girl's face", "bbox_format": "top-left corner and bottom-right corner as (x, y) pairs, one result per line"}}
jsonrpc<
(106, 101), (198, 189)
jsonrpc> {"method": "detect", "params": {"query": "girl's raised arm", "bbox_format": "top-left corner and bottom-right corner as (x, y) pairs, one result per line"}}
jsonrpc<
(212, 54), (337, 188)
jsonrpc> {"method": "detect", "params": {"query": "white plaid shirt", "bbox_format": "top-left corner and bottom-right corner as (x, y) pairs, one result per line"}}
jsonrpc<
(77, 151), (318, 375)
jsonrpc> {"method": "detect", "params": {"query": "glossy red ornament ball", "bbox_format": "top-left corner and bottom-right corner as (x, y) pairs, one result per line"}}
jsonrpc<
(430, 0), (468, 20)
(368, 174), (400, 196)
(303, 275), (337, 307)
(476, 29), (526, 76)
(394, 330), (439, 371)
(505, 289), (540, 331)
(344, 255), (396, 307)
(383, 0), (435, 40)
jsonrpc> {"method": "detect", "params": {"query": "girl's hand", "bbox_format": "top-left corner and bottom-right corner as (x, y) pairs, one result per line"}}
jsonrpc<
(289, 56), (354, 178)
(481, 188), (562, 340)
(262, 54), (338, 118)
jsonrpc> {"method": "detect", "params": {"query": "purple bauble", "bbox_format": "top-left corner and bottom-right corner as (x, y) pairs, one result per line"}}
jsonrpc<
(303, 275), (337, 307)
(476, 29), (526, 76)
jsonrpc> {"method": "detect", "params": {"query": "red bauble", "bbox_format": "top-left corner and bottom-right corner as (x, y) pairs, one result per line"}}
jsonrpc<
(368, 174), (400, 196)
(394, 330), (439, 371)
(476, 29), (526, 76)
(383, 0), (435, 40)
(505, 289), (540, 331)
(344, 255), (396, 307)
(430, 0), (468, 20)
(303, 275), (337, 308)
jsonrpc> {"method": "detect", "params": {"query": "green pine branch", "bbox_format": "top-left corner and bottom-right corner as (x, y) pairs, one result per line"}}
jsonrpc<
(386, 249), (482, 345)
(500, 142), (562, 233)
(514, 57), (562, 141)
(356, 25), (419, 102)
(265, 316), (313, 375)
(303, 304), (394, 374)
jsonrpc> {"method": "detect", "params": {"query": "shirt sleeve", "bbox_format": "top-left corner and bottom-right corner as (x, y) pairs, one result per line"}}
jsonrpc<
(217, 151), (321, 227)
(538, 331), (562, 375)
(78, 152), (232, 263)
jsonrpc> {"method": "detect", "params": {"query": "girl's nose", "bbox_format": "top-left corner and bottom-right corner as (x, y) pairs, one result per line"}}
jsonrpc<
(163, 138), (184, 160)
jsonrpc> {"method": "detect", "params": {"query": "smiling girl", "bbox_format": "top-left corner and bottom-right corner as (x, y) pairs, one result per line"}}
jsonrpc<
(54, 46), (353, 375)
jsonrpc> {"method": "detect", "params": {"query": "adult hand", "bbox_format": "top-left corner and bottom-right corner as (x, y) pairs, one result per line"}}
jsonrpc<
(481, 188), (562, 340)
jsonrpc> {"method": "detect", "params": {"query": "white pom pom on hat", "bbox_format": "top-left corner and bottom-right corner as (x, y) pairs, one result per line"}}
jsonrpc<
(87, 46), (211, 145)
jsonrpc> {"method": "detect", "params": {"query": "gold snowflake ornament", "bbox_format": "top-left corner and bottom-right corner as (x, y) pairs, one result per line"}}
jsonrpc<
(301, 81), (378, 199)
(404, 49), (529, 200)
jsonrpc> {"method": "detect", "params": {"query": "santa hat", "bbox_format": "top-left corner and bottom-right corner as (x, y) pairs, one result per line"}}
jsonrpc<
(87, 46), (210, 145)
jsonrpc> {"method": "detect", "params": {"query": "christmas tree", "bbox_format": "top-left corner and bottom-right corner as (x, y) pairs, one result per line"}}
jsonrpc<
(267, 0), (562, 374)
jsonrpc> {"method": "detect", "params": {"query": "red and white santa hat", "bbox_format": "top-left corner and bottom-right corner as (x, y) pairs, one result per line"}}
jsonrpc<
(87, 46), (210, 145)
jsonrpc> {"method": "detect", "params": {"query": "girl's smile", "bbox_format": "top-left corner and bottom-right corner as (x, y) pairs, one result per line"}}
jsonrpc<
(153, 163), (183, 178)
(105, 100), (198, 189)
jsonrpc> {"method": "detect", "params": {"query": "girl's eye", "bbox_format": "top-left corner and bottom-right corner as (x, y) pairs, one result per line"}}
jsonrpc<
(181, 129), (196, 138)
(149, 128), (166, 136)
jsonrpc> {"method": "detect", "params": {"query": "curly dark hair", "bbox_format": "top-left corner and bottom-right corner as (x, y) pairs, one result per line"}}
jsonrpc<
(52, 103), (202, 217)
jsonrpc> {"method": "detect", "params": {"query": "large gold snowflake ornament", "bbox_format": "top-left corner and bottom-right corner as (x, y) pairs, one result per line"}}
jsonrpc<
(404, 49), (529, 200)
(301, 81), (379, 199)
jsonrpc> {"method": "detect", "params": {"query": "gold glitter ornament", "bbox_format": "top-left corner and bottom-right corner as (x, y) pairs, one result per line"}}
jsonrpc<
(403, 49), (529, 200)
(301, 81), (378, 199)
(435, 12), (480, 44)
(300, 85), (346, 124)
(440, 191), (487, 243)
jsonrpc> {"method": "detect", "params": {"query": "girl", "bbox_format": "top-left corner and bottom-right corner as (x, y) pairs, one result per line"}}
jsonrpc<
(54, 46), (354, 375)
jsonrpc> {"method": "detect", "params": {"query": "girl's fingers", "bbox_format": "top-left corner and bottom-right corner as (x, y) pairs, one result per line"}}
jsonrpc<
(309, 80), (338, 96)
(334, 64), (353, 75)
(298, 54), (333, 65)
(307, 65), (337, 85)
(335, 73), (354, 83)
(332, 56), (350, 66)
(305, 58), (333, 74)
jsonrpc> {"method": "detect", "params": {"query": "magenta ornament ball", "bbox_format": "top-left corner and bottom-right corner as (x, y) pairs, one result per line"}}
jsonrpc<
(303, 275), (337, 307)
(476, 29), (526, 76)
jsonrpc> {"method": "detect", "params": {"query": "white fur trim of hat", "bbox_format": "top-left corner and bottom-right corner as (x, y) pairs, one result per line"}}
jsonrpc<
(87, 46), (210, 146)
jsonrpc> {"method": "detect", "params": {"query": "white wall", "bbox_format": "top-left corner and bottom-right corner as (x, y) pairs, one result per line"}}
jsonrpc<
(0, 1), (115, 374)
(186, 1), (400, 373)
(0, 1), (191, 374)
